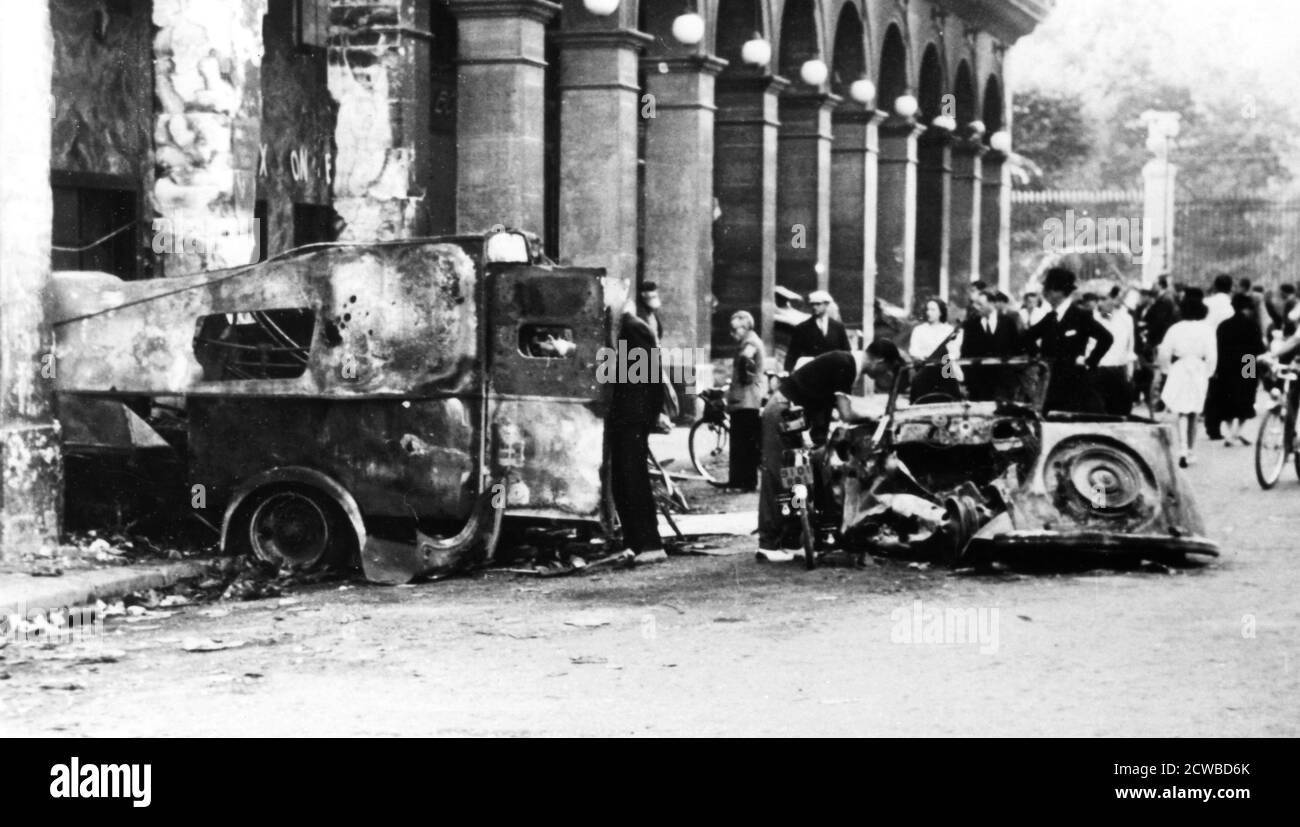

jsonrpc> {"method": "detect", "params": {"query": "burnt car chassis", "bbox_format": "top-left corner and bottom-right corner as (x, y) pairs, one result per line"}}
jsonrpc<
(786, 356), (1219, 569)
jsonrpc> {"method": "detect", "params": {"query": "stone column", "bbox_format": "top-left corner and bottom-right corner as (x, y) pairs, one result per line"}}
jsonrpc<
(152, 0), (267, 276)
(713, 72), (788, 353)
(949, 134), (985, 308)
(914, 127), (952, 309)
(776, 91), (839, 301)
(875, 117), (923, 310)
(556, 26), (650, 290)
(450, 0), (559, 234)
(980, 149), (1010, 291)
(642, 55), (727, 359)
(0, 0), (62, 560)
(829, 108), (882, 334)
(329, 0), (434, 241)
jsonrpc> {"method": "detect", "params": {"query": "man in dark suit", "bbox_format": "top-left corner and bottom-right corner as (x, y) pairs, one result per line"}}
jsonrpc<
(960, 288), (1025, 401)
(606, 309), (666, 563)
(1024, 267), (1115, 414)
(784, 290), (851, 371)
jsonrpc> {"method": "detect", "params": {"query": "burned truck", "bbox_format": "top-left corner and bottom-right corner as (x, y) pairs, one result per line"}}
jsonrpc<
(52, 230), (628, 583)
(813, 356), (1220, 565)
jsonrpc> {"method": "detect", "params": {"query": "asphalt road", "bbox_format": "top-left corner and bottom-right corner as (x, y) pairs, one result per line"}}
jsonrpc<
(3, 435), (1298, 737)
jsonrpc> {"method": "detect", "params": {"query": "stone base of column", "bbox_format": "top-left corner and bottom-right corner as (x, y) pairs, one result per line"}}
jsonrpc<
(1, 424), (63, 559)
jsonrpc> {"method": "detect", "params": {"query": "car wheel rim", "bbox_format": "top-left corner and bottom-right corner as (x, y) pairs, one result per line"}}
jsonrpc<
(249, 491), (330, 567)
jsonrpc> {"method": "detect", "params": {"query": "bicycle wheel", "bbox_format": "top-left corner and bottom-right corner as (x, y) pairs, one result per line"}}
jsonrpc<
(800, 505), (817, 570)
(688, 418), (730, 486)
(1255, 409), (1287, 489)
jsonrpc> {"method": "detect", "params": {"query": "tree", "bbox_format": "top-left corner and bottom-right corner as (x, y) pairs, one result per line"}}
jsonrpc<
(1011, 89), (1093, 190)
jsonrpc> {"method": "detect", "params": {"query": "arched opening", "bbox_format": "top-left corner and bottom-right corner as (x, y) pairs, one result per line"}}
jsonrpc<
(831, 3), (866, 99)
(778, 0), (819, 82)
(917, 44), (944, 123)
(983, 74), (1005, 135)
(775, 0), (827, 310)
(955, 60), (976, 125)
(829, 2), (872, 330)
(716, 0), (765, 68)
(878, 24), (908, 114)
(914, 44), (949, 309)
(980, 74), (1008, 284)
(874, 22), (912, 309)
(949, 59), (983, 300)
(712, 0), (776, 354)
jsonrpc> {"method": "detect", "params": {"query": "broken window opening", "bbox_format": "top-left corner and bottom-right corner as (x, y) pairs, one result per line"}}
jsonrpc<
(194, 308), (316, 381)
(519, 324), (576, 359)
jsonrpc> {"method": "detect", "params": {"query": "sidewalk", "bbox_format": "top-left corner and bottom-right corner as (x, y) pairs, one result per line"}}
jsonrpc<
(0, 559), (209, 618)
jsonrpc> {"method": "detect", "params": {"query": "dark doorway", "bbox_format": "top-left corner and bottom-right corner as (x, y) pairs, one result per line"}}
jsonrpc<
(293, 203), (337, 247)
(51, 180), (139, 279)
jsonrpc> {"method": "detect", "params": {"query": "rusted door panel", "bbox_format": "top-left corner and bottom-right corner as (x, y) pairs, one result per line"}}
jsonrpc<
(53, 243), (480, 398)
(487, 267), (609, 521)
(490, 398), (605, 520)
(189, 397), (481, 524)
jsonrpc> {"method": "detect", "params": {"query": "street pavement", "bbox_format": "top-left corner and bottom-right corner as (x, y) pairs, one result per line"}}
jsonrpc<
(2, 430), (1297, 737)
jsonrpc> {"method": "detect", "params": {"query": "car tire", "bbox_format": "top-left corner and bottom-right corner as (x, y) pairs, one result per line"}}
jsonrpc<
(227, 484), (354, 570)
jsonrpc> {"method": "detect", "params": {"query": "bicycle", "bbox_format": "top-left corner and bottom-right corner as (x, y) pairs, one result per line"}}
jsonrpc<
(690, 371), (788, 487)
(1255, 360), (1298, 489)
(688, 387), (730, 486)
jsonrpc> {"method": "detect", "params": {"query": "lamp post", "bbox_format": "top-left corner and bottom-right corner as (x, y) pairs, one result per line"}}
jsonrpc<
(582, 0), (619, 15)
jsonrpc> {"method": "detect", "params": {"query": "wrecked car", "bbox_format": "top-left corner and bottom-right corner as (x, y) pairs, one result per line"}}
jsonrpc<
(814, 356), (1219, 566)
(52, 229), (630, 584)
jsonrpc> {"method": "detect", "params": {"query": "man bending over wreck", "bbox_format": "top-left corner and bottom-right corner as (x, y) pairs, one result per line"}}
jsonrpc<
(757, 340), (905, 562)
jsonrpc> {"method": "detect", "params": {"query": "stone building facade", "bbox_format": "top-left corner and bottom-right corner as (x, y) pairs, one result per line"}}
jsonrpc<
(0, 0), (1052, 555)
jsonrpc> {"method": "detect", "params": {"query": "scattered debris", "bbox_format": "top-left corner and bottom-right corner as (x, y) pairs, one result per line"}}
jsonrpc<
(569, 655), (608, 665)
(181, 637), (248, 653)
(564, 612), (614, 629)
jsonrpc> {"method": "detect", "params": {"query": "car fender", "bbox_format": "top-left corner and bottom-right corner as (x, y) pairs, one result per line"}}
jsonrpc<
(220, 466), (367, 555)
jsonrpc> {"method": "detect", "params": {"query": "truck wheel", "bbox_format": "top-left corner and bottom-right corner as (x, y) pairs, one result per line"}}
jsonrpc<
(229, 485), (353, 570)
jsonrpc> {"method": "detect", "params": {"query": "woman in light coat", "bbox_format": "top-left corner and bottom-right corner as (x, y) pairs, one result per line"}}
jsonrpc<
(1158, 288), (1217, 468)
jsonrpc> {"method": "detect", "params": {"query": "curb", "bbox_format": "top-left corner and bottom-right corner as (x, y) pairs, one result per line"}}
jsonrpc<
(0, 559), (212, 618)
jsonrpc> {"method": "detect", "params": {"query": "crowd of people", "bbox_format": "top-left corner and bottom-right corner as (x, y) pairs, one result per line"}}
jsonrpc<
(725, 269), (1300, 559)
(615, 269), (1294, 561)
